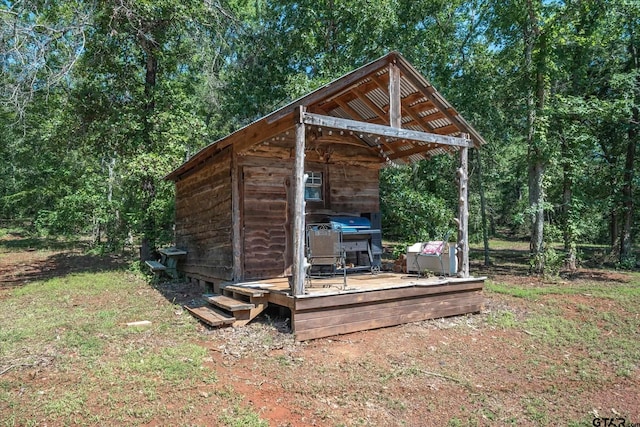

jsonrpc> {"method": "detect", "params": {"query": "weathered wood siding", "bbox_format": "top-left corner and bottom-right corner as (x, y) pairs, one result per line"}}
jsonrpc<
(326, 164), (379, 214)
(175, 147), (233, 281)
(241, 161), (293, 279)
(238, 155), (380, 280)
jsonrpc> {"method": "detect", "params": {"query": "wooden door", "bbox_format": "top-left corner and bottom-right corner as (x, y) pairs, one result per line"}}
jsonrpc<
(241, 165), (292, 279)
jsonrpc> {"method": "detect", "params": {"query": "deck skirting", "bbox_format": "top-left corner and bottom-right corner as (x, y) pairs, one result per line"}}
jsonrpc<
(291, 279), (484, 341)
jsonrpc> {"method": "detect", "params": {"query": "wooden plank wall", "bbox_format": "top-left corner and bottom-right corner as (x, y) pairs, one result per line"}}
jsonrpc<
(175, 147), (233, 282)
(292, 280), (484, 341)
(241, 162), (293, 279)
(238, 156), (381, 280)
(327, 164), (379, 214)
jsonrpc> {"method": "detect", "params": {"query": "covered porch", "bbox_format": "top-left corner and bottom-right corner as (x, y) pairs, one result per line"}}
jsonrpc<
(170, 52), (487, 339)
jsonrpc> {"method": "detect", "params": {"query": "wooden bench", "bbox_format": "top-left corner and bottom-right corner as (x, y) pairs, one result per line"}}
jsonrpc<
(158, 247), (187, 280)
(145, 260), (166, 282)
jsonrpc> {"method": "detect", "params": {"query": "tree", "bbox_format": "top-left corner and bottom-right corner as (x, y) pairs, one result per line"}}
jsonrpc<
(0, 0), (91, 117)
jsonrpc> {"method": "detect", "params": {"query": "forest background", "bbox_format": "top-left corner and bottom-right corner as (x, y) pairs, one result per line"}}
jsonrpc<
(1, 0), (638, 274)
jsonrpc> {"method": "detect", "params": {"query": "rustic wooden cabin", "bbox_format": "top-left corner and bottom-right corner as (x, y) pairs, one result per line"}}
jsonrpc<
(165, 51), (487, 340)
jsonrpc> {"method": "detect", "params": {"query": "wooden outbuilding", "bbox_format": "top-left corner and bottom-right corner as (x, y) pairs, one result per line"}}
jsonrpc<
(166, 52), (487, 340)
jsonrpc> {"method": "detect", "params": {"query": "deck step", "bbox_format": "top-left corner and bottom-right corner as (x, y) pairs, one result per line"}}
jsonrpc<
(205, 294), (255, 311)
(184, 305), (235, 327)
(222, 285), (267, 298)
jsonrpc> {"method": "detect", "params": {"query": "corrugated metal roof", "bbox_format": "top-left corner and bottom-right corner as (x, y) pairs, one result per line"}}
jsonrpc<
(366, 87), (388, 111)
(166, 51), (486, 181)
(399, 77), (418, 97)
(347, 97), (377, 121)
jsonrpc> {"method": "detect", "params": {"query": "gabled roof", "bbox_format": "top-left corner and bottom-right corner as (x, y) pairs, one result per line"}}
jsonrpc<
(167, 51), (485, 181)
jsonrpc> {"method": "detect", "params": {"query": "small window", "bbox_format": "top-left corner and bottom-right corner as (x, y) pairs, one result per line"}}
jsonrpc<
(305, 171), (323, 201)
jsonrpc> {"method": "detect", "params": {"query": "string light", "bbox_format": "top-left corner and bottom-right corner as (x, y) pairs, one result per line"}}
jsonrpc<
(377, 143), (401, 169)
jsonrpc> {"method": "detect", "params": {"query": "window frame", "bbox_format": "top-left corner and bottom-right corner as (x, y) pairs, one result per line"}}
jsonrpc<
(304, 171), (323, 201)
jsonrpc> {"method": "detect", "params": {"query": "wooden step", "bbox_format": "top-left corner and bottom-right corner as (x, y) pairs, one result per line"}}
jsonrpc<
(184, 305), (235, 327)
(222, 285), (267, 298)
(205, 294), (255, 311)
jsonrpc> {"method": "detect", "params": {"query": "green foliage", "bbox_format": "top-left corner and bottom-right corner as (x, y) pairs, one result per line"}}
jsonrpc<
(380, 164), (453, 241)
(0, 0), (638, 265)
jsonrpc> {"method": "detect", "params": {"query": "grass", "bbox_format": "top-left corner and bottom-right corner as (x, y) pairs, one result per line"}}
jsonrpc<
(1, 232), (639, 425)
(0, 264), (265, 426)
(486, 276), (640, 303)
(219, 405), (269, 427)
(485, 276), (640, 390)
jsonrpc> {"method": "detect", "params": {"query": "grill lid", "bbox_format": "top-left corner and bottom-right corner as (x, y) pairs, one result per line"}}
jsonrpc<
(330, 217), (371, 232)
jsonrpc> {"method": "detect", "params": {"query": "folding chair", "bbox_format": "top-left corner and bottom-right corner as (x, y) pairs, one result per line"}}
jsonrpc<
(306, 223), (347, 289)
(413, 230), (452, 277)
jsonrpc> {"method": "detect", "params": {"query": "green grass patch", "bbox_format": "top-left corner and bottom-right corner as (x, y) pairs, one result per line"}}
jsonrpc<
(486, 278), (640, 381)
(487, 309), (518, 328)
(486, 279), (640, 303)
(1, 235), (638, 426)
(123, 343), (209, 384)
(0, 231), (83, 252)
(523, 313), (600, 348)
(219, 405), (269, 427)
(11, 271), (132, 298)
(43, 390), (89, 419)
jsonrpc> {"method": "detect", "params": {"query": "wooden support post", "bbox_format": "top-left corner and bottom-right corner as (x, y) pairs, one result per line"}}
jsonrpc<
(389, 62), (401, 128)
(457, 140), (470, 278)
(292, 106), (306, 296)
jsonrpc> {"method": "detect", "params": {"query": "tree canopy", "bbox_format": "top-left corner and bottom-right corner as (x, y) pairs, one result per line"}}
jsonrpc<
(1, 0), (637, 271)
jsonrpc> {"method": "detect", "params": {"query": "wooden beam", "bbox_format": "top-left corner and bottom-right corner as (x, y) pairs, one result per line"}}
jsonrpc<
(457, 142), (469, 278)
(302, 112), (472, 148)
(394, 59), (486, 147)
(352, 86), (389, 124)
(268, 53), (399, 124)
(292, 106), (306, 296)
(370, 72), (440, 141)
(335, 97), (366, 122)
(389, 62), (401, 128)
(329, 97), (396, 156)
(411, 100), (438, 114)
(402, 92), (431, 106)
(432, 124), (460, 136)
(419, 110), (446, 121)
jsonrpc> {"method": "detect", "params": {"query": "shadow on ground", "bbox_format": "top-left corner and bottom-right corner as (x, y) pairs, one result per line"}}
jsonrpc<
(0, 250), (131, 289)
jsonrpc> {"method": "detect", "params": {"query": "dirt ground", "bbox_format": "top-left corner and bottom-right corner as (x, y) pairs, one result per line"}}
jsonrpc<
(1, 237), (639, 426)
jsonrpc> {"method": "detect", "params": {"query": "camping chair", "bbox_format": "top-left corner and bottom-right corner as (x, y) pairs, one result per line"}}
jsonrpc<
(413, 230), (453, 277)
(306, 223), (347, 289)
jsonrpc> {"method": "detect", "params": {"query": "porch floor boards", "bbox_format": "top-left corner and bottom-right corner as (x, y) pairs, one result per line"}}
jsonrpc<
(229, 273), (485, 341)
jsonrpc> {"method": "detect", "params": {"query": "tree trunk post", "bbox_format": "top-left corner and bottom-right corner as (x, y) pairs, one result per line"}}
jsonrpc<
(292, 106), (307, 296)
(457, 141), (470, 278)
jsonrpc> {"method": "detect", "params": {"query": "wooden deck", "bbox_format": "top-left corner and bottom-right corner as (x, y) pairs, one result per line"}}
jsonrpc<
(226, 273), (485, 341)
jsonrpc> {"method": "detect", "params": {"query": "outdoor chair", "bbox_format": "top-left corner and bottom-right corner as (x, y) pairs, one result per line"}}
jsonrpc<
(413, 230), (453, 277)
(306, 223), (347, 289)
